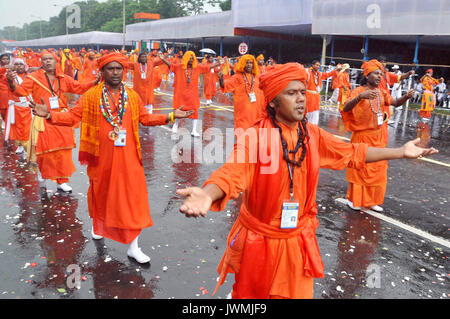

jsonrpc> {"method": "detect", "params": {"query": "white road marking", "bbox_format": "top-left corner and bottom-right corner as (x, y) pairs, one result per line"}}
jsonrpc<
(335, 198), (450, 249)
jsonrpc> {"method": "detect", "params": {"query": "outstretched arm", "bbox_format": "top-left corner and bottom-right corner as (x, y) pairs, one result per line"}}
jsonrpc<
(366, 138), (438, 162)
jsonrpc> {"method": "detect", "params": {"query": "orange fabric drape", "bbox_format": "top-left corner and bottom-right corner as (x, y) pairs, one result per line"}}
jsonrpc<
(305, 68), (335, 113)
(221, 72), (265, 131)
(342, 86), (394, 207)
(50, 87), (168, 244)
(11, 69), (95, 180)
(205, 118), (368, 299)
(171, 63), (211, 119)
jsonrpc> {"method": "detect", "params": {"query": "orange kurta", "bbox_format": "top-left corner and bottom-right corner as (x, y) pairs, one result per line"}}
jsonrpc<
(153, 66), (162, 91)
(222, 72), (265, 131)
(171, 63), (210, 119)
(342, 86), (394, 207)
(7, 73), (32, 143)
(305, 69), (335, 113)
(129, 59), (164, 105)
(49, 86), (168, 244)
(11, 69), (95, 181)
(203, 63), (217, 100)
(0, 67), (9, 122)
(79, 58), (99, 83)
(334, 72), (352, 112)
(205, 118), (368, 299)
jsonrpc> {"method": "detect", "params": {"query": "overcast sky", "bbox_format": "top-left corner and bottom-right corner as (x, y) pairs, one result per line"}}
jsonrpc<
(0, 0), (220, 29)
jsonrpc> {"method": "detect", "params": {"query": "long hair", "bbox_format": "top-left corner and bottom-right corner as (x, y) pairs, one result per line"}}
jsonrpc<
(267, 101), (308, 168)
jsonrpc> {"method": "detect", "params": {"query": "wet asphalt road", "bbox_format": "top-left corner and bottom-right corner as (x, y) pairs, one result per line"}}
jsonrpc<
(0, 82), (448, 299)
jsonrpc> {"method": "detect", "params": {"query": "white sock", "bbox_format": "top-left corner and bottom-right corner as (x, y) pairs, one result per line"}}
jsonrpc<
(127, 236), (150, 263)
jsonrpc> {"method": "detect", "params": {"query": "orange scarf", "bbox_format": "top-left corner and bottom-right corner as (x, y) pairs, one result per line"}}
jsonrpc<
(78, 82), (141, 166)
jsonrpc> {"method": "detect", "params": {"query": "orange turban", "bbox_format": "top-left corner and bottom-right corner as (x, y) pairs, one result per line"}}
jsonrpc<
(234, 54), (259, 75)
(362, 59), (383, 76)
(256, 54), (264, 61)
(426, 68), (433, 73)
(39, 50), (57, 59)
(181, 51), (198, 69)
(97, 52), (129, 69)
(259, 63), (307, 104)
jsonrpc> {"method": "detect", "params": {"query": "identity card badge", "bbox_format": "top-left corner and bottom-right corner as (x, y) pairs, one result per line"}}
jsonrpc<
(114, 130), (127, 147)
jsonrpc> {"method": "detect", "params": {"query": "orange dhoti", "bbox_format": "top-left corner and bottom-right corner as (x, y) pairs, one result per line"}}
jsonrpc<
(9, 102), (32, 144)
(346, 128), (387, 207)
(35, 120), (76, 183)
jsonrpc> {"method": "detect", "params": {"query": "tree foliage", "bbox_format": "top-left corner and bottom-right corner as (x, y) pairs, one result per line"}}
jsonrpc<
(0, 0), (229, 41)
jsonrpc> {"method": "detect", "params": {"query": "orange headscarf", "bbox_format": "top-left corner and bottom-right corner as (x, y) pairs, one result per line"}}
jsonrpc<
(256, 54), (264, 61)
(97, 52), (129, 69)
(362, 59), (383, 76)
(234, 54), (259, 75)
(259, 63), (307, 104)
(181, 51), (198, 69)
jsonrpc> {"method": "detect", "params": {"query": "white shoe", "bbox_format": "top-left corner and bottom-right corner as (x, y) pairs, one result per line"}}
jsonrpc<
(191, 131), (200, 137)
(370, 205), (384, 212)
(57, 183), (72, 193)
(127, 247), (151, 264)
(15, 146), (25, 154)
(91, 226), (103, 240)
(347, 200), (361, 211)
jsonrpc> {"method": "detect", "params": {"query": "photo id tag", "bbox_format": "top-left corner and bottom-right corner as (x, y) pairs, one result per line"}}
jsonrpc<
(114, 130), (127, 147)
(377, 112), (384, 126)
(249, 92), (257, 103)
(141, 72), (146, 80)
(49, 96), (60, 110)
(280, 201), (300, 229)
(92, 70), (96, 75)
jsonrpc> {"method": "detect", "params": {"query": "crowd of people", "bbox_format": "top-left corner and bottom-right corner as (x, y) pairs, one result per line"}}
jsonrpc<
(0, 45), (440, 299)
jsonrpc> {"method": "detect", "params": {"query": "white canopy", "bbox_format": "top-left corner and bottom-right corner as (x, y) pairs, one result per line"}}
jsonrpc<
(6, 31), (132, 48)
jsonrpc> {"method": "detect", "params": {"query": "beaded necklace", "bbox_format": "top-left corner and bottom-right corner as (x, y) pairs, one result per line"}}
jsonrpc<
(185, 66), (193, 84)
(99, 84), (128, 132)
(366, 87), (382, 114)
(242, 72), (254, 94)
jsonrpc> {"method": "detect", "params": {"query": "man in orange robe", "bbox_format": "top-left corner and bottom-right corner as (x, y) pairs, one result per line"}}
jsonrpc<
(202, 54), (218, 105)
(30, 52), (193, 264)
(6, 51), (101, 193)
(305, 60), (336, 125)
(79, 52), (99, 83)
(335, 63), (351, 113)
(3, 58), (32, 155)
(72, 48), (87, 81)
(218, 54), (265, 134)
(419, 69), (440, 119)
(127, 52), (165, 113)
(256, 54), (266, 74)
(341, 60), (415, 212)
(165, 51), (215, 137)
(177, 63), (437, 299)
(0, 53), (12, 126)
(159, 51), (170, 82)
